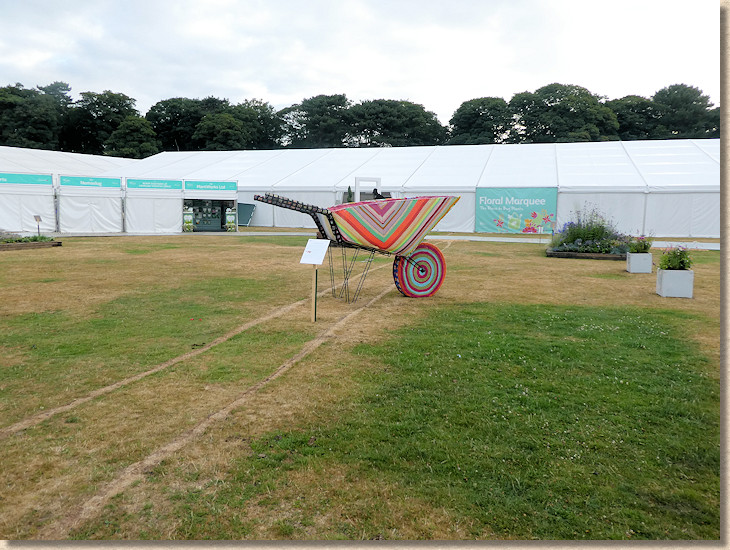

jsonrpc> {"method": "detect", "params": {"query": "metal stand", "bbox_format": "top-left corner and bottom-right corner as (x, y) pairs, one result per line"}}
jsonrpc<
(327, 245), (375, 303)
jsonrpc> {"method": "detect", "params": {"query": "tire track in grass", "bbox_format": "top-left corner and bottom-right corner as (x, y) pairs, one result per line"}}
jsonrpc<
(0, 300), (306, 440)
(37, 284), (394, 540)
(2, 245), (453, 440)
(0, 255), (404, 439)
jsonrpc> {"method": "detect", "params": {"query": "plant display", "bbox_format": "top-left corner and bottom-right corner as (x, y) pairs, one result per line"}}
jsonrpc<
(0, 234), (54, 244)
(658, 246), (693, 270)
(548, 205), (629, 254)
(628, 236), (653, 253)
(182, 208), (194, 232)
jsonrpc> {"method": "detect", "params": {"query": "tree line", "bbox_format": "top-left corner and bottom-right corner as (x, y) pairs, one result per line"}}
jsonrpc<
(0, 81), (719, 159)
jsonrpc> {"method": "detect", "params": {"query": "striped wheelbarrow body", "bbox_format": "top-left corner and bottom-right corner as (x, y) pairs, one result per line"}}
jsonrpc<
(254, 193), (460, 298)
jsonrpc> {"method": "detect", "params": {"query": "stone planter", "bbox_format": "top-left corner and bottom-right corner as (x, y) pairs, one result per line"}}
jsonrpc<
(656, 269), (694, 298)
(626, 252), (653, 273)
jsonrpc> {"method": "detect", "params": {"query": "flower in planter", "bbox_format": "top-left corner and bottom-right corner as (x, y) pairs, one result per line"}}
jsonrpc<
(547, 204), (629, 255)
(628, 236), (653, 253)
(658, 246), (692, 270)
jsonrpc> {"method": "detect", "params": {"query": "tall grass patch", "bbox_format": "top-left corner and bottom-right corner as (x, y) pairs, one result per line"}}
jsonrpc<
(143, 303), (719, 540)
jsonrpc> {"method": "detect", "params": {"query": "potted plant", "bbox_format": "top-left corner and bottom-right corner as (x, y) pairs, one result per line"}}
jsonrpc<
(626, 236), (653, 273)
(183, 207), (194, 232)
(656, 246), (694, 298)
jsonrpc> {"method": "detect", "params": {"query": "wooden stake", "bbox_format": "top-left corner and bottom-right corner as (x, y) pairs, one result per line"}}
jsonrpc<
(311, 264), (318, 322)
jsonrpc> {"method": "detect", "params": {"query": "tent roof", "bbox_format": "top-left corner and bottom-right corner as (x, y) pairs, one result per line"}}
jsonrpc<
(621, 140), (720, 192)
(0, 145), (138, 177)
(477, 143), (557, 188)
(0, 139), (719, 194)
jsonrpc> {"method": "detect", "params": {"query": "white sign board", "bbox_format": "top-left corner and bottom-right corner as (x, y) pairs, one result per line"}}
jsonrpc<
(300, 239), (330, 265)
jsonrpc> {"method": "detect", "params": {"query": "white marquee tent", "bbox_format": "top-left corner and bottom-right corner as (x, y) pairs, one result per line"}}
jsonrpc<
(0, 146), (138, 233)
(0, 172), (56, 233)
(0, 139), (720, 238)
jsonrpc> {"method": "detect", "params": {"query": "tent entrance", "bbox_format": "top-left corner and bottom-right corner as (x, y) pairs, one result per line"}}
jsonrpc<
(184, 199), (234, 232)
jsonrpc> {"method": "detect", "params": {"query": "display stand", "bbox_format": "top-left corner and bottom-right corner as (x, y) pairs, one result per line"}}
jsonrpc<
(300, 239), (330, 322)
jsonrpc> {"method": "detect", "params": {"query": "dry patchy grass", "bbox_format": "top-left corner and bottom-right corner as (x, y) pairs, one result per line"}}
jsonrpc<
(0, 235), (720, 540)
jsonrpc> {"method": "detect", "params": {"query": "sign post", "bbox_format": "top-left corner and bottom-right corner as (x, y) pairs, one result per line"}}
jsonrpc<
(300, 239), (330, 322)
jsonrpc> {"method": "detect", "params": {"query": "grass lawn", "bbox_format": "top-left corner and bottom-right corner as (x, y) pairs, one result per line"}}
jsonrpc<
(0, 235), (721, 540)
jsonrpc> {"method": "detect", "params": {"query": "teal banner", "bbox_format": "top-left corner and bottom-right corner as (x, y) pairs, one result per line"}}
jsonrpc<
(476, 187), (557, 233)
(60, 176), (121, 188)
(127, 178), (182, 190)
(184, 180), (237, 191)
(0, 172), (52, 185)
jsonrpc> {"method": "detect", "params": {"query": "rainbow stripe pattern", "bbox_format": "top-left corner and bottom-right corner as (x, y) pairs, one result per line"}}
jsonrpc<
(329, 195), (460, 256)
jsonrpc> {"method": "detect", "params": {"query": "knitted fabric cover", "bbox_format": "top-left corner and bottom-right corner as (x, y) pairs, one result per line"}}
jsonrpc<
(328, 195), (460, 256)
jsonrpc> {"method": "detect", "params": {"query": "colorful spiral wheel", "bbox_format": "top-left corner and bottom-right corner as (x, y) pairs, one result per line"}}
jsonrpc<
(392, 242), (446, 298)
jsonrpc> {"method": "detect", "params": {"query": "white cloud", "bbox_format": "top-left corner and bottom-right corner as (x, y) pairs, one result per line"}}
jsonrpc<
(0, 0), (720, 123)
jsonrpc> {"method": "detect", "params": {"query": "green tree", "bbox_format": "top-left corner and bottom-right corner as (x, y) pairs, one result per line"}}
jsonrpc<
(104, 116), (160, 158)
(59, 90), (138, 154)
(37, 81), (73, 109)
(192, 112), (249, 150)
(0, 83), (66, 149)
(280, 94), (352, 148)
(229, 99), (283, 149)
(346, 99), (447, 147)
(448, 97), (511, 144)
(145, 97), (206, 151)
(652, 84), (717, 138)
(605, 95), (662, 140)
(509, 83), (619, 143)
(704, 106), (720, 138)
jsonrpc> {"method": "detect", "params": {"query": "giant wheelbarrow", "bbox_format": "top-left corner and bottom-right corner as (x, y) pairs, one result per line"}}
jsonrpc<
(254, 193), (460, 301)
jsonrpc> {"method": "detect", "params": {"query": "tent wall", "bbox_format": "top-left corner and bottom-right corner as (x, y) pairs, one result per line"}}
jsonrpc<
(643, 191), (720, 238)
(58, 193), (123, 233)
(556, 192), (648, 236)
(434, 193), (475, 232)
(58, 177), (123, 233)
(126, 196), (183, 233)
(0, 184), (56, 232)
(125, 179), (184, 233)
(237, 191), (273, 226)
(267, 190), (337, 227)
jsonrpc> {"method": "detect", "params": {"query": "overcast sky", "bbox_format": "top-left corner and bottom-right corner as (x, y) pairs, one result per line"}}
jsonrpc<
(0, 0), (720, 124)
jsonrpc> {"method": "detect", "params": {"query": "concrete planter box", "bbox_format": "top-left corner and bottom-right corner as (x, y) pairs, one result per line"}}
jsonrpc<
(626, 252), (653, 273)
(656, 269), (694, 298)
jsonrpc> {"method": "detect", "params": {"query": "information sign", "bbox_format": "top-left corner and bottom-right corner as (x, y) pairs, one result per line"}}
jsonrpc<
(300, 239), (330, 265)
(476, 187), (558, 233)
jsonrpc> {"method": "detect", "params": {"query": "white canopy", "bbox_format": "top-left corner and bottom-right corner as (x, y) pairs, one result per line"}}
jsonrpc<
(0, 145), (137, 176)
(0, 139), (720, 237)
(0, 147), (137, 233)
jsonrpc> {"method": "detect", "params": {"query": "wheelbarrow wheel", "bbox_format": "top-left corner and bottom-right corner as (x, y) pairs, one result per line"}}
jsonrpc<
(393, 242), (446, 298)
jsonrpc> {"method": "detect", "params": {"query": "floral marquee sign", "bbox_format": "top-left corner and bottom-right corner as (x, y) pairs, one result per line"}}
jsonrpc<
(476, 187), (558, 233)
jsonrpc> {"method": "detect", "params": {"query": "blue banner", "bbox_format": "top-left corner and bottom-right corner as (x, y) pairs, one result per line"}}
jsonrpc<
(476, 187), (557, 233)
(0, 172), (52, 185)
(127, 178), (182, 190)
(60, 176), (121, 188)
(184, 180), (237, 191)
